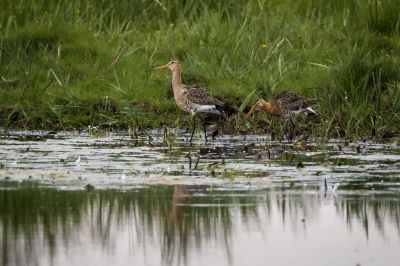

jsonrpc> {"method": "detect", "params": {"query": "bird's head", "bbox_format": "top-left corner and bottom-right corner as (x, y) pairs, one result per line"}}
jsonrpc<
(153, 60), (181, 71)
(245, 99), (270, 117)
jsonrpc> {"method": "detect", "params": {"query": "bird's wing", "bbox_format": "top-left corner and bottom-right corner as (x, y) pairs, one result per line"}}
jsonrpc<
(273, 90), (304, 103)
(274, 90), (318, 109)
(185, 84), (225, 106)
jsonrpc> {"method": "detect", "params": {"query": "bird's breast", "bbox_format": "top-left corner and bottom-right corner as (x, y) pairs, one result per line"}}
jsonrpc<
(175, 98), (192, 113)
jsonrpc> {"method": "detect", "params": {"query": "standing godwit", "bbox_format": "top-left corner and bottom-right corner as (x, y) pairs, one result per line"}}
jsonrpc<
(153, 60), (229, 144)
(246, 90), (319, 139)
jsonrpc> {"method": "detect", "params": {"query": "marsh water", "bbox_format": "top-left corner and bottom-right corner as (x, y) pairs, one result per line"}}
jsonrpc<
(1, 129), (400, 266)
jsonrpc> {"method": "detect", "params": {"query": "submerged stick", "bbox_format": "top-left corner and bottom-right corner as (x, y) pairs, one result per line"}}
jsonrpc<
(188, 151), (192, 170)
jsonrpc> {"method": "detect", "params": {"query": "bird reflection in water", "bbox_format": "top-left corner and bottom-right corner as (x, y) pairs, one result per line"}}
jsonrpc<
(169, 185), (208, 224)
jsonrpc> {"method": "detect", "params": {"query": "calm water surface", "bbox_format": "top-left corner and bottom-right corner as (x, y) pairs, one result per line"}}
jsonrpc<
(0, 130), (399, 266)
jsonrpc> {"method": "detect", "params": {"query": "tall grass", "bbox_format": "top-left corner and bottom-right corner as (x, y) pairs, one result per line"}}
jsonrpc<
(0, 0), (399, 138)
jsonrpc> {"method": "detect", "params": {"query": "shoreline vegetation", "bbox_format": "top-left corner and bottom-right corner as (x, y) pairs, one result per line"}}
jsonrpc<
(0, 0), (399, 139)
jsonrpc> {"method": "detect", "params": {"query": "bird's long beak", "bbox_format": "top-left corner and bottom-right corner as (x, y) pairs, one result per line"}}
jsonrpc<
(245, 105), (258, 117)
(153, 63), (169, 70)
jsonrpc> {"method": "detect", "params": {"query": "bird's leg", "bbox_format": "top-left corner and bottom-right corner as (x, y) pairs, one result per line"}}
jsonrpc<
(197, 115), (208, 143)
(203, 121), (207, 143)
(283, 120), (289, 139)
(288, 118), (295, 140)
(189, 115), (196, 146)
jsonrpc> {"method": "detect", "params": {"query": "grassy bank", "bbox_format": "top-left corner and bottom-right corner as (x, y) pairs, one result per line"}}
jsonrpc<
(0, 0), (399, 138)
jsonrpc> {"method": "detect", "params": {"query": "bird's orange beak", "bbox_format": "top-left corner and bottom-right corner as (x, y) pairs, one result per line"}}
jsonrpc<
(245, 105), (258, 117)
(153, 63), (169, 70)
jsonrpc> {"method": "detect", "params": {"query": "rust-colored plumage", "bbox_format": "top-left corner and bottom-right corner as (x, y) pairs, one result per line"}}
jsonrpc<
(246, 90), (319, 138)
(246, 90), (319, 119)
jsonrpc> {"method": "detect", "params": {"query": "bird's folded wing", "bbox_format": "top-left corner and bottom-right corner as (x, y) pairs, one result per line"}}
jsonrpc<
(186, 85), (224, 106)
(274, 90), (304, 103)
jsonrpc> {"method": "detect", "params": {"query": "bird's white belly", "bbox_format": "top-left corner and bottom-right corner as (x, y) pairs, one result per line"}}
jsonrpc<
(191, 104), (221, 115)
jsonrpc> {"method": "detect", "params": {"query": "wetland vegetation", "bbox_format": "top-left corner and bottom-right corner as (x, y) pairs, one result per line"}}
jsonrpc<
(1, 2), (400, 264)
(1, 0), (400, 139)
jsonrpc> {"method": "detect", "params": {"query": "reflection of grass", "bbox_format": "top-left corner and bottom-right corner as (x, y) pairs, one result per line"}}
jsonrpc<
(0, 1), (399, 138)
(336, 195), (400, 237)
(1, 182), (399, 265)
(0, 182), (90, 265)
(0, 183), (264, 265)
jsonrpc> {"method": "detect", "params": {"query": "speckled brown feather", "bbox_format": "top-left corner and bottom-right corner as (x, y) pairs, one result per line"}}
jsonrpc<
(273, 90), (318, 109)
(185, 85), (225, 106)
(272, 90), (318, 118)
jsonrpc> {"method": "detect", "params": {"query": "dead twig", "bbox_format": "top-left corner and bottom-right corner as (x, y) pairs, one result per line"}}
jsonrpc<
(107, 41), (125, 71)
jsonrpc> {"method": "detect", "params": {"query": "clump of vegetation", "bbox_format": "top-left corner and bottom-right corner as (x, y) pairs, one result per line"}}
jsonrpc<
(0, 0), (399, 138)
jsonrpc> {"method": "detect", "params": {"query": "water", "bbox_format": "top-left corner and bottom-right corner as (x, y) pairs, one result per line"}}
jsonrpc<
(1, 130), (400, 266)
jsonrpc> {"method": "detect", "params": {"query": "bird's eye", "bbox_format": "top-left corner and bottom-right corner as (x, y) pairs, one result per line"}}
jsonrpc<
(169, 61), (175, 65)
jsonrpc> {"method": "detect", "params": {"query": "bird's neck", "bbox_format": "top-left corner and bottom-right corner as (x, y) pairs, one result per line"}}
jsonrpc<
(171, 67), (183, 90)
(262, 101), (278, 116)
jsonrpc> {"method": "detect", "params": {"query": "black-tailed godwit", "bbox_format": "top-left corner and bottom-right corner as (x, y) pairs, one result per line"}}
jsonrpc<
(246, 90), (319, 139)
(153, 60), (230, 144)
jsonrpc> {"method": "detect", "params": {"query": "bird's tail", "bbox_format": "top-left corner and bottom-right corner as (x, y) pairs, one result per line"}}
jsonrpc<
(215, 100), (240, 119)
(304, 107), (321, 118)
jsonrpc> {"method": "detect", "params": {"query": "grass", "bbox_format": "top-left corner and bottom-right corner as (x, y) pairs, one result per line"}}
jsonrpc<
(0, 0), (399, 139)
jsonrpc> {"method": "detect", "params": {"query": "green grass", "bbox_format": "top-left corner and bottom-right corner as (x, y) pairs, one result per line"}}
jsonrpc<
(0, 0), (399, 138)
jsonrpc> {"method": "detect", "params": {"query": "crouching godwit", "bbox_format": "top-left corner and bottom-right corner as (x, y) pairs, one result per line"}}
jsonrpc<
(153, 60), (232, 145)
(246, 90), (319, 139)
